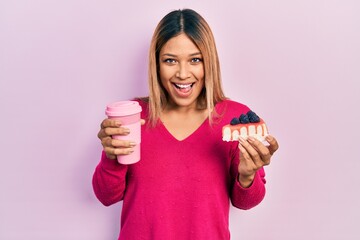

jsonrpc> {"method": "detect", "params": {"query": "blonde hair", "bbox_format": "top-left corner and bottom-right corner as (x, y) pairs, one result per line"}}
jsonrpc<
(147, 9), (226, 127)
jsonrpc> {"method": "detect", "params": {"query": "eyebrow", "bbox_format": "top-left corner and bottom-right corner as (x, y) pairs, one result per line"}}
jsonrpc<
(161, 52), (202, 57)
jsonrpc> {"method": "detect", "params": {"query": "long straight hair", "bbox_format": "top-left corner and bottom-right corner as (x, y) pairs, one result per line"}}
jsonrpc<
(147, 9), (226, 127)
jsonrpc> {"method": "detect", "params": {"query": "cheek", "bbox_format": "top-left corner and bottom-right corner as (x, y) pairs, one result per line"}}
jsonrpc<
(159, 69), (172, 91)
(159, 66), (173, 82)
(194, 67), (205, 82)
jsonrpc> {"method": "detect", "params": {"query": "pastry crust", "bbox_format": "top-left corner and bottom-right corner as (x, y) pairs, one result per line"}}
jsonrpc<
(222, 118), (268, 142)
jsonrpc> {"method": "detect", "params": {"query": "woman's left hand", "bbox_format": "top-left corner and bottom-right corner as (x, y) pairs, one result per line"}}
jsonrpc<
(237, 135), (279, 188)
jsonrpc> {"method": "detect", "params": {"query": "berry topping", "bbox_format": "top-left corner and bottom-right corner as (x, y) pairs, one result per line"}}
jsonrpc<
(230, 117), (240, 125)
(229, 110), (261, 125)
(239, 114), (250, 124)
(247, 110), (260, 123)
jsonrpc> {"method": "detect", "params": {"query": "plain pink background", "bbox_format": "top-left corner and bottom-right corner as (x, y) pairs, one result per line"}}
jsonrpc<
(1, 0), (359, 239)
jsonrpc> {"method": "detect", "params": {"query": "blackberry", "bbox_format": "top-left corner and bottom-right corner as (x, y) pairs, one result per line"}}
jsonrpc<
(247, 110), (256, 117)
(239, 114), (250, 124)
(247, 110), (260, 123)
(230, 117), (240, 125)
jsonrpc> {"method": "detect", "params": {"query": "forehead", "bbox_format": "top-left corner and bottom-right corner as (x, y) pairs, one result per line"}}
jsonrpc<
(160, 33), (201, 55)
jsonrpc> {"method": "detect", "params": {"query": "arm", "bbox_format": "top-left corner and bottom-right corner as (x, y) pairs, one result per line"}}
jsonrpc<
(229, 143), (266, 209)
(92, 151), (128, 206)
(230, 166), (266, 210)
(230, 135), (278, 209)
(93, 118), (140, 206)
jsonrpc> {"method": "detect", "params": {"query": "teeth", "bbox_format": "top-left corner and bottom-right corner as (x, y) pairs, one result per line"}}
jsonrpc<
(174, 83), (192, 89)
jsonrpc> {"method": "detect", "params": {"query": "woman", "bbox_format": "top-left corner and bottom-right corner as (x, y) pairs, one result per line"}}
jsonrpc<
(93, 9), (279, 240)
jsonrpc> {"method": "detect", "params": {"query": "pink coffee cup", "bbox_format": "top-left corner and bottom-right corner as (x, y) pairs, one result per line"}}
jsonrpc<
(105, 101), (142, 164)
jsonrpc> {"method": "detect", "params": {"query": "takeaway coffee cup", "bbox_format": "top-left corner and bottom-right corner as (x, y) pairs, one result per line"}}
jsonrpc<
(105, 101), (142, 164)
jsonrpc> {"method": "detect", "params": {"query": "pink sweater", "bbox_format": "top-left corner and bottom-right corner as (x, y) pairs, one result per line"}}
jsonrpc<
(92, 99), (266, 240)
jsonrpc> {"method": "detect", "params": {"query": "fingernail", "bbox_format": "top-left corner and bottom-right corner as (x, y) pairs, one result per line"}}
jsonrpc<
(265, 135), (272, 141)
(129, 142), (136, 147)
(123, 128), (130, 134)
(239, 137), (246, 143)
(248, 136), (256, 142)
(115, 121), (122, 126)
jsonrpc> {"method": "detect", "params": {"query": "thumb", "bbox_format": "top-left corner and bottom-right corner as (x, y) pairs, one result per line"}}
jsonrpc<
(265, 135), (279, 155)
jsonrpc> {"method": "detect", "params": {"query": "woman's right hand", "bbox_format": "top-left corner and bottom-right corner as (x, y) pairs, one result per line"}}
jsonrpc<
(97, 119), (137, 160)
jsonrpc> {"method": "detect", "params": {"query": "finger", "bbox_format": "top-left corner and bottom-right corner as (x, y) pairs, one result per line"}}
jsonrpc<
(98, 126), (130, 139)
(265, 135), (279, 155)
(104, 146), (134, 156)
(97, 129), (108, 139)
(102, 138), (137, 148)
(99, 136), (112, 146)
(238, 143), (250, 161)
(238, 143), (257, 176)
(239, 137), (263, 167)
(97, 128), (112, 139)
(98, 127), (129, 140)
(140, 119), (146, 125)
(100, 119), (122, 129)
(247, 137), (271, 165)
(104, 127), (130, 136)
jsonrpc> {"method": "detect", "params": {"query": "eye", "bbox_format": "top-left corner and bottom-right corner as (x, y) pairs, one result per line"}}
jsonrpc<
(191, 58), (202, 63)
(163, 58), (177, 64)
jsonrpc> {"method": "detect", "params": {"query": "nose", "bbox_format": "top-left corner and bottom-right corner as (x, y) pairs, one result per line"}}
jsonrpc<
(177, 63), (190, 80)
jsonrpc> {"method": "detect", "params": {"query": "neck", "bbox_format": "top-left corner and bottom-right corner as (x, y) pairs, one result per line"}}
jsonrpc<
(164, 100), (201, 114)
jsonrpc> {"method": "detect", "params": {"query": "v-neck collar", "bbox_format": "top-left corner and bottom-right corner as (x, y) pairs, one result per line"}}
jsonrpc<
(158, 117), (209, 142)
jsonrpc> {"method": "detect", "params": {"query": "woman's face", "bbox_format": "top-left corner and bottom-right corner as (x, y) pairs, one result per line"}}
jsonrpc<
(159, 33), (205, 110)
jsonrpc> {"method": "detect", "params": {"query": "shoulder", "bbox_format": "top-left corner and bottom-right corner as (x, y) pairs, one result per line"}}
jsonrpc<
(214, 99), (251, 125)
(215, 99), (250, 115)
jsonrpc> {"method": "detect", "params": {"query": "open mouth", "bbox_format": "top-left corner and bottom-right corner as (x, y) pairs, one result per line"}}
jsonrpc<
(172, 83), (195, 93)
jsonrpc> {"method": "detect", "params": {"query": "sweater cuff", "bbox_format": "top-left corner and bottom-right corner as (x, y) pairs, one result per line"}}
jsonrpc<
(235, 171), (262, 191)
(100, 151), (128, 171)
(231, 170), (266, 210)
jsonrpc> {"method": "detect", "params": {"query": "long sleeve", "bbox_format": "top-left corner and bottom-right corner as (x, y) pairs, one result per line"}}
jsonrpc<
(230, 168), (266, 210)
(92, 151), (128, 206)
(229, 143), (266, 210)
